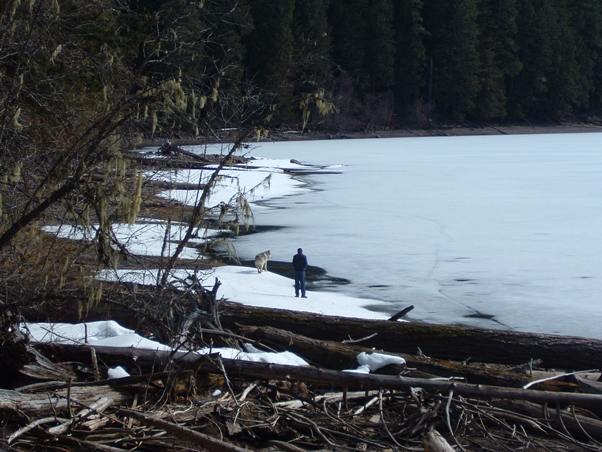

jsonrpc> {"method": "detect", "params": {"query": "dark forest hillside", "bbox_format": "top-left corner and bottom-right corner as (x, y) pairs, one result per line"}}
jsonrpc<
(3, 0), (601, 137)
(243, 0), (602, 129)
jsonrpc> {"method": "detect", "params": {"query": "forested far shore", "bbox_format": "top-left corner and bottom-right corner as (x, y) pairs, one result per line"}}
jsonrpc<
(246, 0), (602, 129)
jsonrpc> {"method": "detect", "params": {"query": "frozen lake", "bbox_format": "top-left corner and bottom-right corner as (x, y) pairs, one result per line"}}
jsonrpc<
(227, 132), (602, 339)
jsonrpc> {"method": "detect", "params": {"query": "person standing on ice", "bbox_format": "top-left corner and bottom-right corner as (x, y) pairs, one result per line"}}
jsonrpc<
(292, 248), (308, 298)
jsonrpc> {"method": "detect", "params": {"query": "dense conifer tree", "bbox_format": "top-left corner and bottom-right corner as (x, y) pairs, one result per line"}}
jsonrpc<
(329, 0), (370, 88)
(567, 0), (602, 112)
(393, 0), (427, 117)
(246, 0), (295, 99)
(424, 0), (480, 120)
(511, 0), (580, 119)
(292, 0), (332, 94)
(364, 0), (396, 93)
(475, 0), (521, 119)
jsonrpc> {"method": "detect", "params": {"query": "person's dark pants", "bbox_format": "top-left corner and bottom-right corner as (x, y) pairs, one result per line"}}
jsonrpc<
(294, 270), (306, 297)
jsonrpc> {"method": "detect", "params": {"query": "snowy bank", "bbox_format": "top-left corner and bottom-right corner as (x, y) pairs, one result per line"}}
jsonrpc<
(98, 266), (391, 320)
(23, 320), (309, 368)
(43, 221), (228, 259)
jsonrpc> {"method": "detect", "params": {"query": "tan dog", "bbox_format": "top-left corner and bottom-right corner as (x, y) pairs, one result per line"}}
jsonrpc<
(255, 250), (271, 273)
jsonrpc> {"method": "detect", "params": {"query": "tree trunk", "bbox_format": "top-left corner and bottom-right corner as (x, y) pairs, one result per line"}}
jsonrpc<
(236, 325), (576, 391)
(0, 386), (129, 416)
(32, 343), (602, 410)
(218, 303), (602, 370)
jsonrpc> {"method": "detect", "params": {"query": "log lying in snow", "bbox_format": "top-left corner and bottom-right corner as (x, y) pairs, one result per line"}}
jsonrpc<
(218, 303), (602, 370)
(25, 283), (602, 370)
(236, 325), (576, 390)
(32, 343), (602, 410)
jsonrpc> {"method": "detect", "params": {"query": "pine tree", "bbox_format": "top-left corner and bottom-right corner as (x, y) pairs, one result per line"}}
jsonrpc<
(475, 0), (521, 120)
(329, 0), (370, 88)
(246, 0), (295, 99)
(393, 0), (427, 117)
(547, 0), (580, 117)
(424, 0), (480, 120)
(511, 0), (580, 119)
(292, 0), (332, 94)
(365, 0), (396, 93)
(292, 0), (333, 129)
(567, 0), (602, 113)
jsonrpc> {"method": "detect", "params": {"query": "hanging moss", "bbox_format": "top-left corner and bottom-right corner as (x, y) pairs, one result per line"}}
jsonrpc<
(10, 0), (21, 19)
(50, 44), (62, 64)
(151, 110), (158, 135)
(10, 162), (22, 183)
(127, 172), (143, 224)
(12, 107), (23, 131)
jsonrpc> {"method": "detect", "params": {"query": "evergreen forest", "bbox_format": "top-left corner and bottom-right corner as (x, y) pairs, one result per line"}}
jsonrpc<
(3, 0), (602, 141)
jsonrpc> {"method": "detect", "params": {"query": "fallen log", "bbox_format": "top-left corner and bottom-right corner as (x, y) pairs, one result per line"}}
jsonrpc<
(148, 180), (207, 191)
(388, 305), (414, 321)
(48, 396), (113, 435)
(236, 325), (576, 390)
(218, 303), (602, 370)
(0, 385), (129, 416)
(24, 282), (602, 370)
(32, 343), (602, 410)
(497, 399), (602, 442)
(575, 374), (602, 395)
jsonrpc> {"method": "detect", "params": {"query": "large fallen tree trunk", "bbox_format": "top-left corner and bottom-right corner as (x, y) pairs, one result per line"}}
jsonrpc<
(0, 385), (130, 416)
(23, 282), (602, 370)
(236, 325), (576, 391)
(218, 303), (602, 370)
(33, 343), (602, 410)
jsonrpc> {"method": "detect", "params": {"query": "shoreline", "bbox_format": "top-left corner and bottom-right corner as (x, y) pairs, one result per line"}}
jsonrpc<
(139, 122), (602, 148)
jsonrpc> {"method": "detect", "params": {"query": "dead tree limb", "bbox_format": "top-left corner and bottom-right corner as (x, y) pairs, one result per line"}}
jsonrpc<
(119, 408), (248, 452)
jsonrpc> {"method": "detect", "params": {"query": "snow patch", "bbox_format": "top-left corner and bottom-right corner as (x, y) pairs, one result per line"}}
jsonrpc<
(108, 366), (130, 379)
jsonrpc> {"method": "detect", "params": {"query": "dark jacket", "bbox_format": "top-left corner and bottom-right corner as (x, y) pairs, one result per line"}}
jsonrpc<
(292, 253), (308, 271)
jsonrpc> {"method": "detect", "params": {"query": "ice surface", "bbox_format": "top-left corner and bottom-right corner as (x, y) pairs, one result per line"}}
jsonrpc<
(224, 133), (602, 339)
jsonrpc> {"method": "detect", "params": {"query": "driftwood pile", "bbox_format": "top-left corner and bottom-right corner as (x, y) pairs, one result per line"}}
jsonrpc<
(4, 289), (602, 450)
(3, 342), (602, 450)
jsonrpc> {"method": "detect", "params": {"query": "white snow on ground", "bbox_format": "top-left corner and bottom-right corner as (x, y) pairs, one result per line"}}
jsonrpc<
(343, 352), (406, 374)
(97, 266), (391, 320)
(43, 222), (228, 259)
(145, 167), (308, 208)
(108, 366), (130, 379)
(343, 365), (371, 374)
(23, 320), (309, 367)
(196, 347), (309, 366)
(24, 321), (171, 350)
(357, 352), (406, 371)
